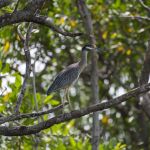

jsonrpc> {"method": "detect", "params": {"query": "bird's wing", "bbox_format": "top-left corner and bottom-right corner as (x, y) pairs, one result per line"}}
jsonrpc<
(47, 63), (79, 95)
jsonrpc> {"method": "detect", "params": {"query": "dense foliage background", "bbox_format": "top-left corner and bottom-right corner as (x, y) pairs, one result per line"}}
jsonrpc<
(0, 0), (150, 149)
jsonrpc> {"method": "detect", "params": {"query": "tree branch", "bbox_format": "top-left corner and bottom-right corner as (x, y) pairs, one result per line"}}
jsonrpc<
(0, 0), (82, 37)
(139, 40), (150, 85)
(138, 0), (150, 13)
(1, 83), (150, 136)
(14, 23), (32, 114)
(77, 0), (100, 149)
(0, 102), (68, 125)
(139, 40), (150, 118)
(120, 15), (150, 21)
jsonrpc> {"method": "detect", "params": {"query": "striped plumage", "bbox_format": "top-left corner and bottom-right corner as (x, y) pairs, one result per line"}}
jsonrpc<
(47, 63), (80, 95)
(46, 44), (95, 110)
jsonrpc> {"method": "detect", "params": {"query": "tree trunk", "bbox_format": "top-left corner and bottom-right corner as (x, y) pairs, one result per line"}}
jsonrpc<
(76, 0), (100, 149)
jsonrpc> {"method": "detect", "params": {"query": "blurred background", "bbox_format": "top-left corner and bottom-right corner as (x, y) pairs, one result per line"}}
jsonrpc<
(0, 0), (150, 149)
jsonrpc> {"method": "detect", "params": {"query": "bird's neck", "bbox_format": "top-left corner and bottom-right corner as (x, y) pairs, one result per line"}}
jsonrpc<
(79, 50), (88, 71)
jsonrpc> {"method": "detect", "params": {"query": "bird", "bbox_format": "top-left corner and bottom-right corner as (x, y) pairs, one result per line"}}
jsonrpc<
(47, 44), (96, 110)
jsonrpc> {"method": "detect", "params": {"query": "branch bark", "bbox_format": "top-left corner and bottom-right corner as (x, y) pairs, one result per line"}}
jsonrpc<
(76, 0), (100, 149)
(139, 40), (150, 117)
(0, 83), (150, 136)
(0, 0), (82, 37)
(14, 23), (32, 114)
(0, 102), (68, 125)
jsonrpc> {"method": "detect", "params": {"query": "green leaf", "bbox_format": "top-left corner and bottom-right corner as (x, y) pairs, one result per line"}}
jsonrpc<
(14, 73), (22, 88)
(70, 137), (76, 147)
(49, 99), (60, 105)
(44, 95), (53, 104)
(2, 63), (10, 73)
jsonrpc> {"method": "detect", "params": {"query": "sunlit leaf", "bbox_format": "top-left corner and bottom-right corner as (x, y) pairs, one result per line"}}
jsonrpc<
(101, 115), (109, 125)
(126, 49), (131, 55)
(102, 31), (108, 39)
(69, 20), (77, 28)
(2, 93), (11, 102)
(3, 41), (10, 53)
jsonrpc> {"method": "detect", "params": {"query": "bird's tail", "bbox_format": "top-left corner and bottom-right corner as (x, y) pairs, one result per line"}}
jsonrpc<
(46, 86), (52, 95)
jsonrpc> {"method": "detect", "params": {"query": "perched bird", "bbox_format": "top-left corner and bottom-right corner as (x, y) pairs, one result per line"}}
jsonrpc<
(47, 44), (96, 110)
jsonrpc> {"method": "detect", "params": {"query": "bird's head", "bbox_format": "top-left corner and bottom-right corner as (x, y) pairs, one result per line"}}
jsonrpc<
(82, 44), (97, 51)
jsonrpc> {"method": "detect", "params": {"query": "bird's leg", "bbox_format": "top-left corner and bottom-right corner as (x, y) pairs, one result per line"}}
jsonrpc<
(61, 89), (67, 113)
(67, 88), (72, 110)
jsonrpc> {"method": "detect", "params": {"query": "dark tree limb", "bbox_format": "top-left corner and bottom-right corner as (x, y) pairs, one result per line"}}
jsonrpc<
(0, 83), (150, 136)
(0, 0), (82, 37)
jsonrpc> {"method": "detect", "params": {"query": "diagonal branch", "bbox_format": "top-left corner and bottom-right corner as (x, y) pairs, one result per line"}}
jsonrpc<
(138, 0), (150, 13)
(0, 83), (150, 136)
(0, 0), (83, 37)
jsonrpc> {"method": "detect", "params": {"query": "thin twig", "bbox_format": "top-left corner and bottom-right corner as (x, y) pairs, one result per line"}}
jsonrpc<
(0, 87), (7, 96)
(0, 102), (68, 124)
(17, 24), (25, 42)
(120, 15), (150, 21)
(13, 0), (20, 13)
(138, 0), (150, 12)
(32, 54), (41, 122)
(14, 23), (32, 114)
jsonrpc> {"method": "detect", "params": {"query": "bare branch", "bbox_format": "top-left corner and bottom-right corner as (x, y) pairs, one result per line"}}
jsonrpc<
(32, 54), (39, 113)
(139, 40), (150, 118)
(0, 102), (68, 125)
(0, 83), (150, 136)
(138, 0), (150, 12)
(14, 23), (32, 114)
(13, 0), (20, 13)
(31, 15), (83, 37)
(120, 15), (150, 21)
(139, 40), (150, 85)
(77, 0), (100, 149)
(17, 24), (25, 42)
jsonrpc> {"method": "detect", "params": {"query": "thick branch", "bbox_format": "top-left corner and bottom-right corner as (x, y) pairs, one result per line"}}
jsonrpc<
(0, 0), (82, 37)
(1, 83), (150, 136)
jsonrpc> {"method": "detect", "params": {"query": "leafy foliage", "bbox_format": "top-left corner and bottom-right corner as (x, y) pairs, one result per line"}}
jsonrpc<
(0, 0), (150, 149)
